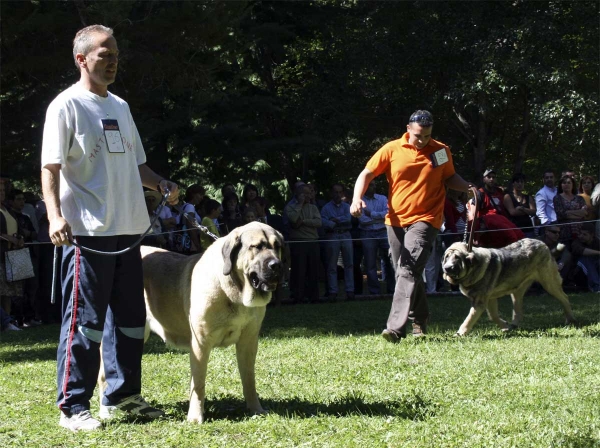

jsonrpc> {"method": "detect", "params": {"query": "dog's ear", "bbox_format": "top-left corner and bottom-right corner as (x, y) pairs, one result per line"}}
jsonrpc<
(222, 232), (242, 276)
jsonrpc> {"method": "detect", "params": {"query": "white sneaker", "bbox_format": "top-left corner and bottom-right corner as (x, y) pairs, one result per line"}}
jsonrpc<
(99, 394), (164, 420)
(4, 323), (21, 332)
(59, 410), (102, 432)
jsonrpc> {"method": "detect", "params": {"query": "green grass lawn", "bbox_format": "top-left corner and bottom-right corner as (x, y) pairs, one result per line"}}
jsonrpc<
(1, 292), (599, 447)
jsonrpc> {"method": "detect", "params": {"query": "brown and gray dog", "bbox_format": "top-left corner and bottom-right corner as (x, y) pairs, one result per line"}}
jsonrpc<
(442, 238), (576, 336)
(101, 221), (284, 423)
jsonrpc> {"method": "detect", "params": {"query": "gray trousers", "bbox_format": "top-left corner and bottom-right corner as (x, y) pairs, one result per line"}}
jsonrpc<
(386, 222), (439, 336)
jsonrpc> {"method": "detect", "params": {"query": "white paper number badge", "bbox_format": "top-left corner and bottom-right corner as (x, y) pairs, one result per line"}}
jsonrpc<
(102, 119), (125, 153)
(430, 148), (449, 167)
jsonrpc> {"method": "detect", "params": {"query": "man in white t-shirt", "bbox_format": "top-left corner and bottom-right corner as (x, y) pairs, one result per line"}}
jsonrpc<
(41, 25), (179, 432)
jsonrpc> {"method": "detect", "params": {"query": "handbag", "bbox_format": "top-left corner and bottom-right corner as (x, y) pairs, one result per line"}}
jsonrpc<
(4, 248), (35, 282)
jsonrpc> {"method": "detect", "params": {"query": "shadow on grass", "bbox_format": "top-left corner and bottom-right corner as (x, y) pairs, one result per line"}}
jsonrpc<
(1, 293), (597, 363)
(159, 392), (436, 423)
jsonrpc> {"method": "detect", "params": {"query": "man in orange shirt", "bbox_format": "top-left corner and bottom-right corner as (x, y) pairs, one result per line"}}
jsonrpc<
(351, 110), (473, 342)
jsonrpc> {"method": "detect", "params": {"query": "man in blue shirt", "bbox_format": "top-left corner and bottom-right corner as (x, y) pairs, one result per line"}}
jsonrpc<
(321, 183), (354, 301)
(358, 183), (395, 295)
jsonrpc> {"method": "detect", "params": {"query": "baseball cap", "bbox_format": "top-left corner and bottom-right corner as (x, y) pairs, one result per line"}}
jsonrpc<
(483, 169), (496, 177)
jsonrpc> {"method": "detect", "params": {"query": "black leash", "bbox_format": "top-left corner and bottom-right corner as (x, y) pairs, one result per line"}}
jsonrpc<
(51, 190), (171, 304)
(50, 190), (220, 304)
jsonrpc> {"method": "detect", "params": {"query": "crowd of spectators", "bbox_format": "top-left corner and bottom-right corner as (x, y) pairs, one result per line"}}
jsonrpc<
(2, 167), (598, 331)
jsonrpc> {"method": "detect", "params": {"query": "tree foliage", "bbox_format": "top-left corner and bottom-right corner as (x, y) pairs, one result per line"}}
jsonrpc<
(1, 0), (598, 209)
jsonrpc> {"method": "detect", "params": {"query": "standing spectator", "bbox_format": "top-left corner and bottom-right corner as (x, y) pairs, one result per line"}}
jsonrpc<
(200, 199), (221, 251)
(240, 183), (259, 215)
(553, 175), (587, 244)
(0, 182), (24, 320)
(443, 189), (467, 245)
(321, 183), (355, 301)
(350, 110), (474, 342)
(478, 169), (508, 217)
(8, 189), (40, 327)
(177, 184), (204, 254)
(578, 176), (597, 222)
(41, 25), (179, 431)
(570, 223), (599, 292)
(219, 192), (243, 235)
(503, 173), (538, 237)
(535, 169), (557, 225)
(358, 183), (394, 295)
(35, 199), (60, 323)
(284, 184), (322, 303)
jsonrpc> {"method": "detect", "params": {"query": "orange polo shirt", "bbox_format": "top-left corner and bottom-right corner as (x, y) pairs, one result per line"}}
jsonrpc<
(366, 133), (455, 229)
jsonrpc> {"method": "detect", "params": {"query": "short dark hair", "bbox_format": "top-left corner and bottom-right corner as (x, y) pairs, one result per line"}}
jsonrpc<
(8, 189), (24, 201)
(203, 199), (221, 216)
(409, 110), (434, 127)
(185, 184), (206, 202)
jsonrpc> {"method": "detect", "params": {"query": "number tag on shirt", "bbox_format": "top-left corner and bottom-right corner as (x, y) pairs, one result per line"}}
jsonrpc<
(430, 148), (449, 167)
(102, 119), (125, 153)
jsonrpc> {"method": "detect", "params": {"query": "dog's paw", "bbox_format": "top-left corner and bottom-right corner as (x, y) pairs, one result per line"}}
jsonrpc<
(186, 412), (205, 424)
(453, 332), (464, 337)
(249, 406), (268, 416)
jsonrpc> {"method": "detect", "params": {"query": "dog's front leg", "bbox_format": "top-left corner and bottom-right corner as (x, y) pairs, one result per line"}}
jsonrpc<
(188, 338), (212, 424)
(235, 325), (265, 415)
(456, 303), (486, 336)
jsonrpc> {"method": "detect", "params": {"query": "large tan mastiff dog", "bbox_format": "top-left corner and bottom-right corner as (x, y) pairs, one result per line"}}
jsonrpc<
(141, 221), (283, 423)
(442, 238), (576, 336)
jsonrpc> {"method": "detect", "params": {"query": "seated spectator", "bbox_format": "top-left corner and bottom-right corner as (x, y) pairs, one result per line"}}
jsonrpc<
(539, 224), (572, 277)
(553, 175), (587, 244)
(468, 169), (525, 248)
(503, 173), (537, 237)
(578, 176), (597, 222)
(219, 192), (243, 235)
(143, 191), (168, 248)
(469, 212), (525, 249)
(242, 207), (257, 224)
(570, 223), (600, 292)
(200, 199), (222, 251)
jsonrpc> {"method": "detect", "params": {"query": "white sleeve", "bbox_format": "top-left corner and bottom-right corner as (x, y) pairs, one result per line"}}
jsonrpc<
(41, 103), (71, 169)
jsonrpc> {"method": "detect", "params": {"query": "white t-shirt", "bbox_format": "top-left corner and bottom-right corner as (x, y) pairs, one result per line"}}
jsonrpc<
(41, 84), (149, 236)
